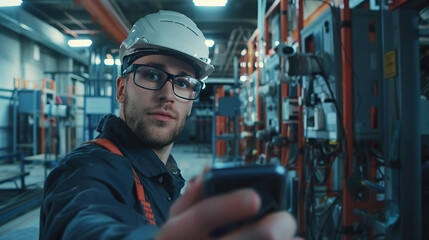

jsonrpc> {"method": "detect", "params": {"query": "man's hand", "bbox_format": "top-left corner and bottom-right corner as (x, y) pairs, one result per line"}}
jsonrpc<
(157, 173), (298, 240)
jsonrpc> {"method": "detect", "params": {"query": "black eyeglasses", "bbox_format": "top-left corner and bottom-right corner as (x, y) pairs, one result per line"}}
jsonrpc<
(122, 64), (203, 100)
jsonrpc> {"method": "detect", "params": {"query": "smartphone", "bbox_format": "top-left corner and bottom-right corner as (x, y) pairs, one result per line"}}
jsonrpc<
(202, 164), (287, 237)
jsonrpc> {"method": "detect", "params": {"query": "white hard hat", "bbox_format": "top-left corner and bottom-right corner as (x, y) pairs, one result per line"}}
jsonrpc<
(119, 10), (214, 79)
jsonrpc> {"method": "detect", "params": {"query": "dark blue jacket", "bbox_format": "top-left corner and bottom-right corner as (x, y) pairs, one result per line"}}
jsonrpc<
(39, 114), (185, 240)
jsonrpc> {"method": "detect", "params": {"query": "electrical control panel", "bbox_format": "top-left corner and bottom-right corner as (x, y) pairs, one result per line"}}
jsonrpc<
(351, 9), (383, 141)
(300, 8), (342, 141)
(262, 54), (281, 134)
(240, 71), (259, 126)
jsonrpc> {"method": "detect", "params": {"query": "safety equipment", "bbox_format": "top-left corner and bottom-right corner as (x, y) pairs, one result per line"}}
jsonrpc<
(85, 138), (156, 225)
(119, 10), (214, 80)
(123, 64), (204, 100)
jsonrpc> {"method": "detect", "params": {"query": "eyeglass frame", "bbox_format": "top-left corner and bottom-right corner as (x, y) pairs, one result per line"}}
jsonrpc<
(122, 64), (203, 100)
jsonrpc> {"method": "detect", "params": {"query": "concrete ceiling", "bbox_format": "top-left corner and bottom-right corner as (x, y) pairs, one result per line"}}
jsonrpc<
(22, 0), (277, 78)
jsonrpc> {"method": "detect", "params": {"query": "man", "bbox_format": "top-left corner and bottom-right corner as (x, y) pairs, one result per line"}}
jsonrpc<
(40, 10), (297, 239)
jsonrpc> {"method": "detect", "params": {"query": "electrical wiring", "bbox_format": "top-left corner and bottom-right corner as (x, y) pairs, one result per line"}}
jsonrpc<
(362, 145), (385, 183)
(297, 3), (354, 238)
(333, 204), (343, 240)
(313, 1), (370, 123)
(302, 100), (342, 238)
(284, 148), (299, 168)
(317, 215), (331, 240)
(321, 140), (340, 156)
(313, 159), (334, 186)
(308, 144), (336, 186)
(314, 197), (342, 217)
(313, 57), (346, 143)
(303, 139), (343, 239)
(376, 166), (385, 180)
(366, 146), (385, 161)
(316, 197), (342, 240)
(303, 142), (317, 240)
(361, 179), (385, 193)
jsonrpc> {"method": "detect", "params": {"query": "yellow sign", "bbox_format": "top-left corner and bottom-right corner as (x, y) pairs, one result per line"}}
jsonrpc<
(384, 50), (397, 79)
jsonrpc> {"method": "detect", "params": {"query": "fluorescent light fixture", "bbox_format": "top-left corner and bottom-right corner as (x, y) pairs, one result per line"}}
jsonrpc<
(115, 59), (121, 66)
(193, 0), (227, 7)
(205, 39), (215, 48)
(0, 0), (22, 7)
(104, 59), (114, 66)
(68, 39), (92, 47)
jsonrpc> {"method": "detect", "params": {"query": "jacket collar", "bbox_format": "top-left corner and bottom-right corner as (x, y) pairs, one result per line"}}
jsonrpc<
(95, 114), (182, 179)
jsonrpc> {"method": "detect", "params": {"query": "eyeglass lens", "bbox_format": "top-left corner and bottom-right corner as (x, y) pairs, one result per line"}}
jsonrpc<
(134, 65), (201, 99)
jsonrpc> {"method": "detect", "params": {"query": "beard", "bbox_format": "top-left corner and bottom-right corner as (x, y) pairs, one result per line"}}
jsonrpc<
(122, 90), (186, 150)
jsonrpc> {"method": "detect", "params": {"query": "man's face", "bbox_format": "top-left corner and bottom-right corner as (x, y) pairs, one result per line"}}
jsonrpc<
(116, 54), (195, 149)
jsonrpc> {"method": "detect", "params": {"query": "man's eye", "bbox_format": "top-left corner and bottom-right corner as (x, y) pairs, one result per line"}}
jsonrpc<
(175, 79), (191, 88)
(140, 70), (162, 81)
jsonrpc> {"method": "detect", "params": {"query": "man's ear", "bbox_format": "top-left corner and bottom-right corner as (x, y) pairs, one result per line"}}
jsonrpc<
(116, 76), (126, 103)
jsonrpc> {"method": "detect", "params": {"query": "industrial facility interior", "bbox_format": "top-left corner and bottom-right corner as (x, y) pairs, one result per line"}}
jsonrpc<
(0, 0), (428, 239)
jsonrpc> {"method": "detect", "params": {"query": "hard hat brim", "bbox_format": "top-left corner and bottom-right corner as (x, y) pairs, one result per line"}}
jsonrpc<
(121, 43), (214, 80)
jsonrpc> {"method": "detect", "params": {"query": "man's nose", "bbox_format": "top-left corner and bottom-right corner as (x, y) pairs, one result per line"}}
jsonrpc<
(157, 79), (176, 101)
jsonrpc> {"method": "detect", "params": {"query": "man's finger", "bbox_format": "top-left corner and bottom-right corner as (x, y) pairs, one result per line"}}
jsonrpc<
(158, 189), (261, 240)
(170, 166), (212, 216)
(169, 174), (203, 216)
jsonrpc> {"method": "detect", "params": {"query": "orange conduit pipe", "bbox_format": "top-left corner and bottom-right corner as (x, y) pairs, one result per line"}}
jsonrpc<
(75, 0), (129, 43)
(340, 0), (356, 238)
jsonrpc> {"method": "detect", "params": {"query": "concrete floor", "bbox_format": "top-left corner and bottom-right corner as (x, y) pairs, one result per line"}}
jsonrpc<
(0, 143), (212, 240)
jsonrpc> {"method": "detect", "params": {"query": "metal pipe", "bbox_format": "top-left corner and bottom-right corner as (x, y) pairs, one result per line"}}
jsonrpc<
(221, 28), (246, 77)
(75, 0), (129, 43)
(219, 28), (239, 76)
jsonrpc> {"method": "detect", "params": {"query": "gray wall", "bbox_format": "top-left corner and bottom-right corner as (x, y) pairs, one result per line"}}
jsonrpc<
(0, 24), (86, 155)
(0, 26), (20, 153)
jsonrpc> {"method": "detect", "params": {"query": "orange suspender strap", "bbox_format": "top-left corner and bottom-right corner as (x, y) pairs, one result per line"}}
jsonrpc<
(85, 138), (156, 225)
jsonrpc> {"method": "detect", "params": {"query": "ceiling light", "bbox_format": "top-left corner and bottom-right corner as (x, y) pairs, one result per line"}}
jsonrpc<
(0, 0), (22, 7)
(205, 39), (215, 48)
(68, 39), (92, 47)
(104, 59), (114, 66)
(241, 49), (247, 56)
(193, 0), (227, 7)
(115, 59), (121, 66)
